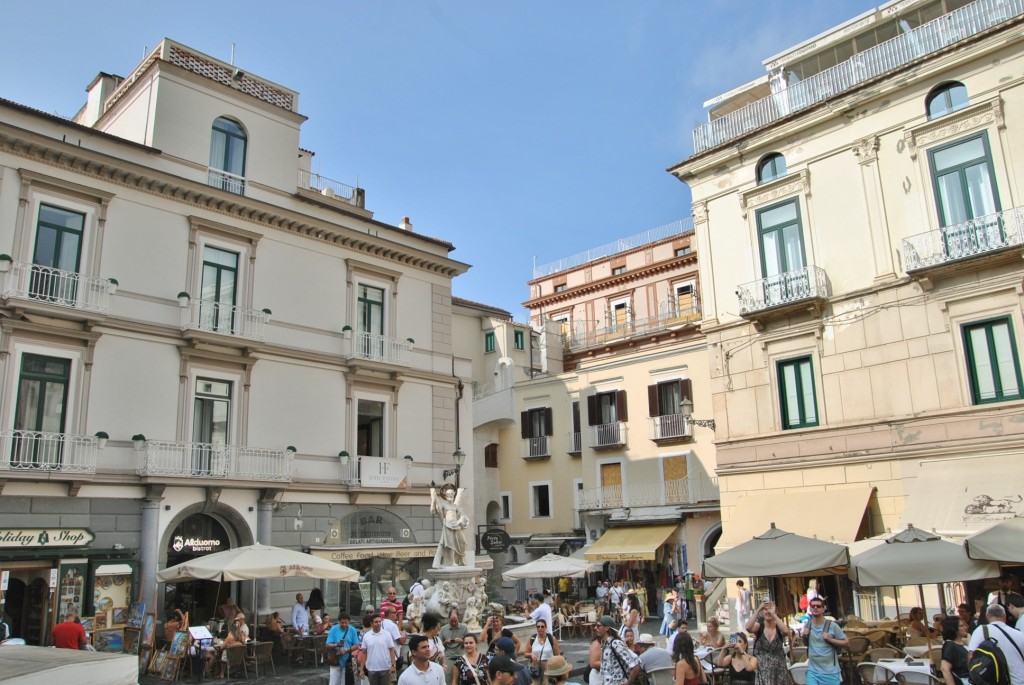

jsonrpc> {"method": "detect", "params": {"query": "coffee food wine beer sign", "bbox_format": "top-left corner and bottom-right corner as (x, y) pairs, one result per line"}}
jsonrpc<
(0, 528), (94, 548)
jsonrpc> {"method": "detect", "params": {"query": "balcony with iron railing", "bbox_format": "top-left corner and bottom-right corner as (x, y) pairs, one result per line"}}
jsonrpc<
(903, 207), (1024, 273)
(590, 422), (627, 449)
(0, 430), (98, 474)
(297, 170), (365, 208)
(207, 168), (245, 195)
(180, 298), (268, 341)
(576, 475), (720, 511)
(137, 440), (292, 482)
(1, 261), (115, 314)
(692, 0), (1024, 153)
(736, 265), (830, 318)
(566, 431), (582, 455)
(522, 436), (551, 460)
(338, 455), (453, 489)
(566, 299), (701, 352)
(649, 414), (692, 442)
(344, 331), (413, 366)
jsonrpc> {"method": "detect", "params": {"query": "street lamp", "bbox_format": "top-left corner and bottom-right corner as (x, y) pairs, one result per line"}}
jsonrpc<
(443, 448), (465, 487)
(680, 398), (716, 431)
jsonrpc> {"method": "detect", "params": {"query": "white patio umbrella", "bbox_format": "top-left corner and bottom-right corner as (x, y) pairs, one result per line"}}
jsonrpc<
(848, 525), (1000, 587)
(502, 553), (593, 580)
(965, 518), (1024, 563)
(157, 543), (359, 582)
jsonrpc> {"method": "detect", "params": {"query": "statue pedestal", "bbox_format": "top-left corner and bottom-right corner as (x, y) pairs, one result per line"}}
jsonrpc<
(426, 567), (487, 630)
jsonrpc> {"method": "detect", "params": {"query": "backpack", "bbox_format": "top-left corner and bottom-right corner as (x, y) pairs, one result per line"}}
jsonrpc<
(969, 625), (1020, 685)
(799, 594), (809, 611)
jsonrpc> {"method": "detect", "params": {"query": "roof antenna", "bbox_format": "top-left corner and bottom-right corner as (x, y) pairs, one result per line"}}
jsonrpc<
(230, 42), (236, 65)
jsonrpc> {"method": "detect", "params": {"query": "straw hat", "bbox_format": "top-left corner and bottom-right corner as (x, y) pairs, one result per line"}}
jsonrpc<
(545, 656), (572, 677)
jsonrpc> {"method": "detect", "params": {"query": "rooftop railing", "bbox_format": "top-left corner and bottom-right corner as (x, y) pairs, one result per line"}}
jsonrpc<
(692, 0), (1024, 153)
(533, 219), (694, 279)
(903, 207), (1024, 271)
(298, 170), (361, 206)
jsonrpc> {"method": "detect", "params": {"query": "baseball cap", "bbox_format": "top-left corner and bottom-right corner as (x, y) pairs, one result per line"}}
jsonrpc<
(494, 637), (517, 654)
(489, 656), (525, 675)
(599, 615), (616, 628)
(638, 633), (656, 646)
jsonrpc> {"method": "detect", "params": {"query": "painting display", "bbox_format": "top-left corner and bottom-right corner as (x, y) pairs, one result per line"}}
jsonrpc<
(112, 606), (128, 626)
(124, 627), (140, 655)
(94, 628), (124, 653)
(57, 562), (86, 621)
(93, 568), (131, 617)
(141, 613), (156, 646)
(127, 602), (145, 629)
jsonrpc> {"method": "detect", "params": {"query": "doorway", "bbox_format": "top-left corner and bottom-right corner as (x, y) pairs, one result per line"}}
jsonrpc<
(3, 568), (52, 645)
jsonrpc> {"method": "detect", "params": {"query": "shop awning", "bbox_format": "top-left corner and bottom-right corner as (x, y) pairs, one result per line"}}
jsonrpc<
(716, 486), (873, 552)
(584, 524), (678, 561)
(94, 563), (133, 575)
(900, 455), (1024, 536)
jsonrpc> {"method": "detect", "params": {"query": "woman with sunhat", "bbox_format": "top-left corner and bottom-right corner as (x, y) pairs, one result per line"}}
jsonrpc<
(543, 656), (578, 685)
(660, 590), (678, 637)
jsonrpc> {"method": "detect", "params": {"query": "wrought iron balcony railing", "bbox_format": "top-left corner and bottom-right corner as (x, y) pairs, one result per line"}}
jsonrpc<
(181, 298), (268, 341)
(566, 298), (701, 351)
(346, 332), (412, 366)
(903, 207), (1024, 271)
(649, 414), (692, 441)
(522, 436), (550, 459)
(566, 431), (582, 454)
(2, 261), (114, 313)
(208, 168), (245, 195)
(692, 0), (1024, 153)
(576, 476), (720, 511)
(0, 430), (98, 474)
(736, 265), (830, 316)
(137, 440), (292, 482)
(589, 422), (627, 449)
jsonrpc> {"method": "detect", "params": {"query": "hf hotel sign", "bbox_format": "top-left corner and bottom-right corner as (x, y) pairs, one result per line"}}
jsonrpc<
(0, 528), (94, 548)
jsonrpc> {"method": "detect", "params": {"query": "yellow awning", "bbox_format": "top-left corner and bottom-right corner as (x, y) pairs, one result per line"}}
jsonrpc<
(716, 486), (873, 552)
(584, 524), (678, 561)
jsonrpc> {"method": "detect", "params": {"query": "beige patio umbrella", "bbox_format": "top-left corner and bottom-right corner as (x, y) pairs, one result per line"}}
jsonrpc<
(703, 523), (850, 578)
(965, 518), (1024, 563)
(502, 552), (594, 580)
(157, 543), (359, 582)
(848, 525), (1000, 587)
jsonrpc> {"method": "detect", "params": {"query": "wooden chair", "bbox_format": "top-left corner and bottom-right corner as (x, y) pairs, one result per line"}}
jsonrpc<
(302, 635), (327, 667)
(841, 636), (873, 682)
(246, 641), (276, 677)
(280, 632), (300, 664)
(864, 630), (893, 648)
(222, 645), (249, 680)
(866, 647), (902, 661)
(857, 662), (896, 685)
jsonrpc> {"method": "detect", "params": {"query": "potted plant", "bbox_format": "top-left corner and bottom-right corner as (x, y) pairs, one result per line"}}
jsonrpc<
(262, 308), (272, 321)
(286, 445), (297, 453)
(132, 434), (147, 450)
(177, 291), (190, 307)
(0, 254), (11, 273)
(338, 450), (350, 466)
(94, 431), (109, 449)
(341, 325), (353, 339)
(107, 278), (119, 294)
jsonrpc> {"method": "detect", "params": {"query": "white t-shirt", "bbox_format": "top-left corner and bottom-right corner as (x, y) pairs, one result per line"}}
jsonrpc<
(397, 660), (446, 685)
(382, 618), (403, 644)
(969, 622), (1024, 685)
(530, 603), (553, 628)
(361, 628), (396, 672)
(530, 634), (556, 661)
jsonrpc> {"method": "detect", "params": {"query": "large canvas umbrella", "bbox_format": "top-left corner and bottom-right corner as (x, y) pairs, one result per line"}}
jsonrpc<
(157, 543), (359, 582)
(703, 523), (850, 578)
(849, 525), (1000, 587)
(965, 518), (1024, 563)
(502, 553), (594, 580)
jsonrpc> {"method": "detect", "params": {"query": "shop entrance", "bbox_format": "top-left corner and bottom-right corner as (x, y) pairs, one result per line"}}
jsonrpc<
(163, 514), (234, 624)
(3, 567), (50, 645)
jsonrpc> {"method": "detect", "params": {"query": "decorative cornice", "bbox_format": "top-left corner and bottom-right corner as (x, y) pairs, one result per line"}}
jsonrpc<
(523, 254), (698, 308)
(739, 169), (810, 219)
(0, 125), (466, 278)
(852, 135), (880, 165)
(903, 97), (1003, 161)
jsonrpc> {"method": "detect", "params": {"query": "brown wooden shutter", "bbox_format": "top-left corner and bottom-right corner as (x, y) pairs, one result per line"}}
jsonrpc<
(648, 384), (659, 417)
(521, 411), (530, 438)
(616, 390), (628, 422)
(681, 379), (693, 409)
(544, 407), (553, 436)
(587, 395), (599, 426)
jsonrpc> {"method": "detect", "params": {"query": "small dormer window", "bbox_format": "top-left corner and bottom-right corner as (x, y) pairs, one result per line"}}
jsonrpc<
(926, 82), (968, 120)
(756, 153), (787, 185)
(209, 117), (247, 194)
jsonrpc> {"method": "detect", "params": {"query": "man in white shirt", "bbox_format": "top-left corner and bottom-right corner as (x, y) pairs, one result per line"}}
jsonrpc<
(529, 593), (552, 628)
(1007, 594), (1024, 632)
(398, 634), (445, 685)
(360, 614), (397, 685)
(636, 633), (674, 673)
(292, 592), (310, 635)
(382, 607), (406, 647)
(665, 619), (688, 654)
(968, 604), (1024, 685)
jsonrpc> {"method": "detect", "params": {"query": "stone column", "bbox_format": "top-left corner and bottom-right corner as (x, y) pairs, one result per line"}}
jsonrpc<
(257, 499), (274, 614)
(140, 497), (161, 609)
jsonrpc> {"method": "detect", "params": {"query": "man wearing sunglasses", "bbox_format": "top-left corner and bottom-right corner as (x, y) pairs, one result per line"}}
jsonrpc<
(799, 599), (848, 685)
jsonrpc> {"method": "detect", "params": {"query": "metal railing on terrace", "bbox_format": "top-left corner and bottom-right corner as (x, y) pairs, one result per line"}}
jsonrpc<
(0, 430), (98, 474)
(649, 414), (692, 441)
(903, 207), (1024, 271)
(566, 431), (582, 454)
(138, 441), (292, 482)
(533, 219), (694, 279)
(566, 299), (701, 351)
(590, 422), (627, 449)
(339, 455), (452, 488)
(298, 170), (360, 205)
(577, 475), (720, 510)
(181, 299), (268, 341)
(2, 262), (114, 313)
(736, 265), (830, 316)
(208, 168), (245, 195)
(523, 436), (550, 459)
(692, 0), (1024, 153)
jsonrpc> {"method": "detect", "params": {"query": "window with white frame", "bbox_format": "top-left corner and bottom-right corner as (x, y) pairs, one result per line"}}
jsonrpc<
(674, 281), (696, 318)
(962, 317), (1024, 404)
(609, 298), (630, 331)
(357, 398), (386, 457)
(191, 376), (233, 475)
(573, 479), (584, 529)
(30, 204), (85, 304)
(499, 492), (512, 521)
(514, 330), (525, 350)
(530, 481), (552, 518)
(198, 245), (239, 334)
(12, 353), (71, 468)
(209, 117), (247, 194)
(185, 220), (260, 337)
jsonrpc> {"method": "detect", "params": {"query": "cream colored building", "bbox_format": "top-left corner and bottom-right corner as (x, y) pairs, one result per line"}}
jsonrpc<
(670, 0), (1024, 610)
(471, 221), (721, 603)
(0, 38), (473, 643)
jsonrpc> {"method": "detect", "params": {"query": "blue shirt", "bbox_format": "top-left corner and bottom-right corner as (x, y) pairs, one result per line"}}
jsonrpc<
(805, 620), (845, 674)
(328, 623), (359, 668)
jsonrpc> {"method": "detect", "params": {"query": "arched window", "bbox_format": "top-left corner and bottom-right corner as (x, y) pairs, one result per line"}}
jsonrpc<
(209, 117), (247, 194)
(926, 82), (968, 120)
(757, 153), (787, 185)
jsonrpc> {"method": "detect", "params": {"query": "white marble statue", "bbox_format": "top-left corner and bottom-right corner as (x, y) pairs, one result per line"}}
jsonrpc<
(430, 483), (470, 567)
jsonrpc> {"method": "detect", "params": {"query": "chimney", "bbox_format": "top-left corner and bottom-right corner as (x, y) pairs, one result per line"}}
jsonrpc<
(76, 73), (122, 127)
(400, 216), (413, 231)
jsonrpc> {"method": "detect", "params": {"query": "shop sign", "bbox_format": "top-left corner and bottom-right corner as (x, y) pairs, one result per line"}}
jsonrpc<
(359, 456), (408, 488)
(0, 528), (94, 548)
(170, 535), (223, 553)
(311, 545), (436, 561)
(480, 529), (511, 553)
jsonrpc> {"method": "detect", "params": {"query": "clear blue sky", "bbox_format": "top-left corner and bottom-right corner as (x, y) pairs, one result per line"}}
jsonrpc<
(3, 1), (870, 318)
